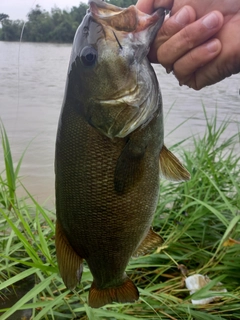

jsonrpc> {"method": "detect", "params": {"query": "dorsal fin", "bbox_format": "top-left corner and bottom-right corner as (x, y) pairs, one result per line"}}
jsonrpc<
(159, 145), (190, 181)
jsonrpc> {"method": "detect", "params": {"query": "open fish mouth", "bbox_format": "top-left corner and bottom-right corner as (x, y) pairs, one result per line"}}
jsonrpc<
(88, 0), (165, 45)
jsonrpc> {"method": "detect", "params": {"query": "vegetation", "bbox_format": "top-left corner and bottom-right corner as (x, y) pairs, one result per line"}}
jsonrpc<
(0, 0), (137, 43)
(0, 111), (240, 319)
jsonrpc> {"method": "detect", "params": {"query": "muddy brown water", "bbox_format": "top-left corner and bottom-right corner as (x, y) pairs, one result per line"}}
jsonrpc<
(0, 274), (35, 320)
(0, 41), (239, 207)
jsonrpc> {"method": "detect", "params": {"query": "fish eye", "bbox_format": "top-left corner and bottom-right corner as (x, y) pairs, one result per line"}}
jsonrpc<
(80, 46), (97, 67)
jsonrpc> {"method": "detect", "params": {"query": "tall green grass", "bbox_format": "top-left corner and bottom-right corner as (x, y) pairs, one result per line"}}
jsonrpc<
(0, 113), (239, 320)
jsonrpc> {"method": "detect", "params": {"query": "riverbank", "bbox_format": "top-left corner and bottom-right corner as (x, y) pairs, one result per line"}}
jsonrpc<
(0, 114), (240, 319)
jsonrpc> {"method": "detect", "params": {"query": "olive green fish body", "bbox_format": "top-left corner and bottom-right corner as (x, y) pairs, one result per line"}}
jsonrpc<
(56, 96), (163, 287)
(55, 0), (190, 308)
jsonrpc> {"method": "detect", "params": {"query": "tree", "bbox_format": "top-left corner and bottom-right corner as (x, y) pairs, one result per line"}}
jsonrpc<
(0, 1), (138, 43)
(0, 18), (24, 41)
(49, 20), (75, 43)
(23, 5), (53, 42)
(70, 3), (88, 25)
(107, 0), (137, 7)
(0, 13), (9, 21)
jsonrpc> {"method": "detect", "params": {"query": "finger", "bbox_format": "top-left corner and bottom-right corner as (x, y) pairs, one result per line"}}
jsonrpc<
(180, 60), (224, 90)
(189, 23), (240, 90)
(149, 6), (196, 62)
(157, 11), (224, 70)
(170, 0), (240, 18)
(193, 59), (236, 91)
(153, 0), (174, 10)
(173, 38), (222, 88)
(136, 0), (155, 14)
(136, 0), (173, 13)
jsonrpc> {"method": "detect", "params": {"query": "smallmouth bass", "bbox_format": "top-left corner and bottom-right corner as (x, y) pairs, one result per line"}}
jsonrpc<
(55, 0), (190, 308)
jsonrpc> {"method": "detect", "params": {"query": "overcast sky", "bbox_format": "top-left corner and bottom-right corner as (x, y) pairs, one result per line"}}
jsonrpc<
(2, 0), (89, 20)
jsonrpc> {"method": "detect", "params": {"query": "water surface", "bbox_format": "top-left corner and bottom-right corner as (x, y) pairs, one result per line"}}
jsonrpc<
(0, 41), (239, 205)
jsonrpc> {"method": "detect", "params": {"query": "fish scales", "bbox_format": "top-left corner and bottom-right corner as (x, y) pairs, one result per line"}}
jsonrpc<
(55, 0), (190, 308)
(56, 106), (162, 280)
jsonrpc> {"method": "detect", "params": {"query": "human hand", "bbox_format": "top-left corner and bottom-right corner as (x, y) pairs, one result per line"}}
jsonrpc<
(136, 0), (240, 90)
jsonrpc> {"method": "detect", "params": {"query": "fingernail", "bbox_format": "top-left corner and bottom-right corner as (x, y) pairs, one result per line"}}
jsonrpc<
(202, 12), (219, 29)
(175, 7), (190, 26)
(206, 39), (219, 52)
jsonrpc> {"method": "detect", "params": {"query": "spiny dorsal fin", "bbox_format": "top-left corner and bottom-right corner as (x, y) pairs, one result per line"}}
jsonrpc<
(133, 227), (163, 257)
(88, 276), (139, 308)
(55, 220), (83, 290)
(159, 145), (190, 181)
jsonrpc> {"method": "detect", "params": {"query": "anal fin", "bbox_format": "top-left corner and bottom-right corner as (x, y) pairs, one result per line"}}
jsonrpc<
(133, 227), (163, 257)
(55, 220), (83, 290)
(159, 145), (190, 181)
(88, 277), (139, 308)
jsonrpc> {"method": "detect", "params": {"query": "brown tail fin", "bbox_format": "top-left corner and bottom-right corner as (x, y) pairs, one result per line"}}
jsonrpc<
(88, 277), (139, 308)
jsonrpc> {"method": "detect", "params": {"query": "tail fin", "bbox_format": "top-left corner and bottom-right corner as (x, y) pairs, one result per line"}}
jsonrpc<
(88, 277), (139, 308)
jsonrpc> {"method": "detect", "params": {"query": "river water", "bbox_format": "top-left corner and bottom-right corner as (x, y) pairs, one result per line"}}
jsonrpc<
(0, 41), (239, 207)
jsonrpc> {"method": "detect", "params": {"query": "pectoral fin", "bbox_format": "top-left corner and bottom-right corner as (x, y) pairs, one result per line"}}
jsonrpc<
(55, 220), (83, 290)
(133, 227), (163, 257)
(114, 139), (146, 194)
(159, 145), (190, 181)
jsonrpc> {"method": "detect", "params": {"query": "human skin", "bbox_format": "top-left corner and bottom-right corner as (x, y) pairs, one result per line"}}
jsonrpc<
(136, 0), (240, 90)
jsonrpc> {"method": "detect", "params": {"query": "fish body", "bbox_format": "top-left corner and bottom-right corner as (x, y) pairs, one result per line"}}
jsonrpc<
(55, 0), (189, 308)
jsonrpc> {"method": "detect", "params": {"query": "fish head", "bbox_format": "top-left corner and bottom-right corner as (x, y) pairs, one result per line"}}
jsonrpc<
(67, 0), (165, 138)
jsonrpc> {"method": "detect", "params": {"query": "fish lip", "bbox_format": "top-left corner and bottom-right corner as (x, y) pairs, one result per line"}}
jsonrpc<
(88, 0), (165, 40)
(146, 8), (165, 44)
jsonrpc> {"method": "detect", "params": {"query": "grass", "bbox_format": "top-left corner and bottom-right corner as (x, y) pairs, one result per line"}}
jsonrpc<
(0, 110), (240, 320)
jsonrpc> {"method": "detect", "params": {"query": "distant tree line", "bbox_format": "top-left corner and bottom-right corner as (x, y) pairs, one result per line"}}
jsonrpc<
(0, 0), (137, 43)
